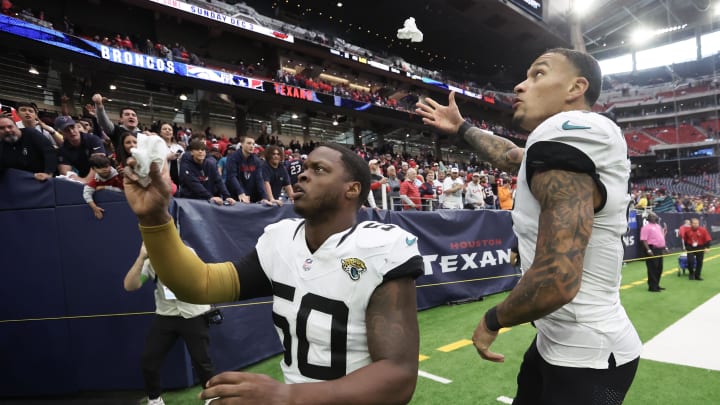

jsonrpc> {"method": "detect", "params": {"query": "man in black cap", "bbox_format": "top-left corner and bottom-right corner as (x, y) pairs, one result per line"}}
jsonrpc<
(56, 115), (106, 182)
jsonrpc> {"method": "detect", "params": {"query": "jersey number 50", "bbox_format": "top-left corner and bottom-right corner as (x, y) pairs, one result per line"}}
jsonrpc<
(272, 282), (349, 380)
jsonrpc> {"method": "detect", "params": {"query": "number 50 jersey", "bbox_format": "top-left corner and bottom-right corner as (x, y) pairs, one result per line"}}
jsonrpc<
(256, 219), (423, 383)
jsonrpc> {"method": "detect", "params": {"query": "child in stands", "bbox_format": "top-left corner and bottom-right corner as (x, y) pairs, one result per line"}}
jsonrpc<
(83, 155), (124, 219)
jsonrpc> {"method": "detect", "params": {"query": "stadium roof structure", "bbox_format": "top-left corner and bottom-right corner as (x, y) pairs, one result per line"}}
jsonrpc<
(576, 0), (720, 59)
(241, 0), (719, 88)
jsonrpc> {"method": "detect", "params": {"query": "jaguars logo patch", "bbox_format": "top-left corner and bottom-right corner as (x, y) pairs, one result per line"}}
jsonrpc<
(341, 258), (367, 281)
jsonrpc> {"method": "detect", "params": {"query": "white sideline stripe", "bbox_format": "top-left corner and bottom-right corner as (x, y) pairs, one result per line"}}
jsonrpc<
(642, 293), (720, 371)
(497, 395), (514, 404)
(418, 370), (452, 384)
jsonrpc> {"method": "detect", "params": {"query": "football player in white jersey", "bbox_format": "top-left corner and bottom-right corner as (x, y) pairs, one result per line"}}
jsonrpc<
(416, 48), (642, 405)
(123, 143), (424, 404)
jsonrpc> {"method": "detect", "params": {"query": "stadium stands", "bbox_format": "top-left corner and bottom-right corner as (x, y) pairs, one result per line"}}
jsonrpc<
(625, 131), (661, 154)
(646, 124), (708, 145)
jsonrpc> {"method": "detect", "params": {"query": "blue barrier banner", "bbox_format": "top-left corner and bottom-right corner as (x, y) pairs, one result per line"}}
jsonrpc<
(388, 210), (520, 309)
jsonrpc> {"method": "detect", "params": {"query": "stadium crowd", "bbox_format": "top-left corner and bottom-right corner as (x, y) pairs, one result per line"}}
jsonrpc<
(0, 93), (523, 218)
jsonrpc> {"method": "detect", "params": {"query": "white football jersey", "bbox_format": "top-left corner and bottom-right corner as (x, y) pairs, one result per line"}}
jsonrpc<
(255, 219), (422, 383)
(512, 110), (642, 369)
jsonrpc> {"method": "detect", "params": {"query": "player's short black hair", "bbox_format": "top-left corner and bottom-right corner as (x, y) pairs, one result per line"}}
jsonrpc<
(546, 48), (602, 107)
(320, 143), (370, 209)
(88, 154), (112, 168)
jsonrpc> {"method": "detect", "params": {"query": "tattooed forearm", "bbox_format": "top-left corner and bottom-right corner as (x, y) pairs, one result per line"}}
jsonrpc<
(366, 277), (419, 366)
(464, 127), (524, 172)
(497, 169), (595, 327)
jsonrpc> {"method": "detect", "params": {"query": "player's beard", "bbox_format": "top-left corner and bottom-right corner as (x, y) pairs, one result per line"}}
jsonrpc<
(511, 111), (525, 132)
(293, 188), (342, 222)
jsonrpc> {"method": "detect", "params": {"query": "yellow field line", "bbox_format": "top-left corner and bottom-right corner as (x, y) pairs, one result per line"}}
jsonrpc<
(437, 339), (474, 352)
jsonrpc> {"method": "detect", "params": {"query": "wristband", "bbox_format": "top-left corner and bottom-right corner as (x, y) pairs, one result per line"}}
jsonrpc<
(484, 306), (502, 332)
(457, 121), (472, 139)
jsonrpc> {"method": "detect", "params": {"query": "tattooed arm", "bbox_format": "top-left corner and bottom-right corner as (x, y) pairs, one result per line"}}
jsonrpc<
(199, 277), (420, 405)
(463, 126), (524, 173)
(472, 169), (597, 362)
(497, 169), (596, 324)
(415, 91), (523, 173)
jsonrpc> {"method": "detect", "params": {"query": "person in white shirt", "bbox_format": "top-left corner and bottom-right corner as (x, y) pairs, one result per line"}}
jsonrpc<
(417, 47), (641, 405)
(441, 167), (464, 209)
(464, 172), (485, 209)
(123, 244), (215, 405)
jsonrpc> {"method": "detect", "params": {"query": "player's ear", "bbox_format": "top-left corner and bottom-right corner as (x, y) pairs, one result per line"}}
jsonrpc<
(567, 76), (589, 104)
(346, 181), (361, 202)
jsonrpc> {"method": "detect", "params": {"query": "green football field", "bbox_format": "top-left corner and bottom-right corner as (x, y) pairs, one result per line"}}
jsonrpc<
(165, 252), (720, 405)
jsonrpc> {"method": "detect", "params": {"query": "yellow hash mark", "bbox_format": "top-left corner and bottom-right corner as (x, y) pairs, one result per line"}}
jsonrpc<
(631, 280), (645, 285)
(437, 339), (473, 352)
(620, 285), (633, 290)
(419, 354), (429, 362)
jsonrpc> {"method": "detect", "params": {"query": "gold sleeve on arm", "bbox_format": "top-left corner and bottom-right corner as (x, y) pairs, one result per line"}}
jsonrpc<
(139, 219), (241, 304)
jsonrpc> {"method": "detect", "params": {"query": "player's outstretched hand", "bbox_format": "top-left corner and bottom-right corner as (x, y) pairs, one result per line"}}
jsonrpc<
(200, 372), (291, 405)
(123, 158), (172, 226)
(415, 91), (465, 135)
(471, 317), (505, 363)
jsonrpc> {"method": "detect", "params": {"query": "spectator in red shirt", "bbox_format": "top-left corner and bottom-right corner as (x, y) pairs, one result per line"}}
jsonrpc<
(681, 218), (712, 280)
(399, 168), (421, 210)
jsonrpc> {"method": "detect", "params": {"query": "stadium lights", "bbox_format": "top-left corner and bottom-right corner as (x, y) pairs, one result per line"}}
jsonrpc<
(337, 2), (343, 7)
(291, 113), (298, 119)
(332, 118), (339, 126)
(109, 84), (117, 90)
(631, 27), (654, 44)
(28, 66), (39, 75)
(179, 94), (188, 101)
(572, 0), (595, 17)
(632, 24), (688, 44)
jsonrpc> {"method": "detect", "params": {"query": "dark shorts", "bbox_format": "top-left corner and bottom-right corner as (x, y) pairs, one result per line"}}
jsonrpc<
(513, 337), (639, 405)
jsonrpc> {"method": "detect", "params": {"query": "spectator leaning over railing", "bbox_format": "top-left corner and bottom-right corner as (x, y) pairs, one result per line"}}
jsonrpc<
(83, 154), (124, 220)
(55, 115), (105, 183)
(225, 135), (270, 205)
(262, 145), (293, 206)
(0, 115), (56, 181)
(177, 139), (235, 206)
